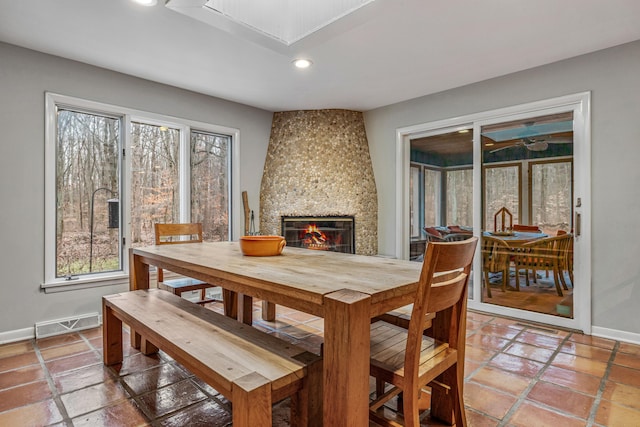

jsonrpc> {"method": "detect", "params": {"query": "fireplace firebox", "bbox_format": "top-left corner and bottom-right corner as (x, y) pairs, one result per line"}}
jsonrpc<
(281, 216), (355, 254)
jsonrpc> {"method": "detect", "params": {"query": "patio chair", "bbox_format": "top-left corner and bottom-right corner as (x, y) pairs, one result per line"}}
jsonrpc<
(513, 234), (572, 296)
(154, 223), (223, 306)
(369, 238), (477, 427)
(481, 235), (512, 298)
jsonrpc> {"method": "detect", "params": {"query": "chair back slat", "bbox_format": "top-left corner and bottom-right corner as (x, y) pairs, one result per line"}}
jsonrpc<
(405, 238), (478, 382)
(154, 223), (203, 245)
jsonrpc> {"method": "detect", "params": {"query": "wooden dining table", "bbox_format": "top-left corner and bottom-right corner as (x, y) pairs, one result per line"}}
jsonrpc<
(128, 241), (457, 426)
(482, 230), (548, 246)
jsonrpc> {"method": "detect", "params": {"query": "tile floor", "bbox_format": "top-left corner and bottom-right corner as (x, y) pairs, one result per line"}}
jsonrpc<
(1, 300), (639, 426)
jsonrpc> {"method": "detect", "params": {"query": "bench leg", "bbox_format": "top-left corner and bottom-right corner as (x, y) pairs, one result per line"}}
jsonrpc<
(102, 303), (123, 365)
(290, 355), (323, 427)
(232, 372), (272, 427)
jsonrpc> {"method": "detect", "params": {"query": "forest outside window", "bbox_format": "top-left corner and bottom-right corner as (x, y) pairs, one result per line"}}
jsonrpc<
(44, 93), (235, 289)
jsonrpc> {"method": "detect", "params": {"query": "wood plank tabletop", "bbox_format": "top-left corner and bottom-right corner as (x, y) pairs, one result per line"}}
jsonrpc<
(132, 242), (422, 316)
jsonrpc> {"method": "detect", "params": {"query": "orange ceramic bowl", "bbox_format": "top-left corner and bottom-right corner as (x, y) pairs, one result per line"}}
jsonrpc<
(239, 235), (286, 256)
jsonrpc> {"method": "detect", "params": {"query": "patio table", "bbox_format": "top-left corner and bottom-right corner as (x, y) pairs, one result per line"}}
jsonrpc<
(128, 241), (459, 426)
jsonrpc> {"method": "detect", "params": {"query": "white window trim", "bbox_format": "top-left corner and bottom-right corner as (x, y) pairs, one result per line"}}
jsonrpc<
(44, 92), (240, 291)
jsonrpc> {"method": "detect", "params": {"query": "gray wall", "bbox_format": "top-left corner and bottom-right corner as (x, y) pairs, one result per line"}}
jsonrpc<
(0, 42), (272, 335)
(364, 40), (640, 335)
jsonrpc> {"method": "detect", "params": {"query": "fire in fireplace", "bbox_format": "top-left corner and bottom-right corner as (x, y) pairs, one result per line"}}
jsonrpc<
(281, 216), (355, 254)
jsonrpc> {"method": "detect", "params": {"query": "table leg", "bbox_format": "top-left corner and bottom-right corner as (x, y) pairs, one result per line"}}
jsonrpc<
(323, 290), (371, 426)
(262, 301), (276, 321)
(238, 293), (253, 325)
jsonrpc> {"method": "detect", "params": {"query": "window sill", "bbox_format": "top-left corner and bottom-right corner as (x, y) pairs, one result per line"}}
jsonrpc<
(41, 272), (131, 293)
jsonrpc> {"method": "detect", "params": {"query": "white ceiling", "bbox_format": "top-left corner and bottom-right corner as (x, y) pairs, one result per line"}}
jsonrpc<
(1, 0), (640, 112)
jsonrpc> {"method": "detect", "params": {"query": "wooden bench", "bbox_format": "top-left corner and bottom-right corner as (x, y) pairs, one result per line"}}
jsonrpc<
(102, 289), (322, 426)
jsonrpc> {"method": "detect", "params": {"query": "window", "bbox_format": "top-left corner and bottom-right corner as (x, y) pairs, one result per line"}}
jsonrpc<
(483, 164), (521, 231)
(530, 160), (573, 235)
(423, 167), (441, 227)
(45, 93), (237, 289)
(445, 168), (472, 227)
(410, 164), (421, 238)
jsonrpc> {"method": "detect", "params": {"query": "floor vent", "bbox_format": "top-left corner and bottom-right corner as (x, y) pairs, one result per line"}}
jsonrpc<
(35, 312), (101, 339)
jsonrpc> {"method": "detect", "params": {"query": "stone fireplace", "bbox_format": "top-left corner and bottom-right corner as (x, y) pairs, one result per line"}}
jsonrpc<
(259, 109), (378, 255)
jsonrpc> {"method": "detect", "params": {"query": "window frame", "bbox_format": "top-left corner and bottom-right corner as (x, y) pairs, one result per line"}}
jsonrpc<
(44, 93), (240, 292)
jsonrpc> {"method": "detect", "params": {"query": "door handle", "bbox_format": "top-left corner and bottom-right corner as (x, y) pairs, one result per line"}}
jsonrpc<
(575, 213), (581, 237)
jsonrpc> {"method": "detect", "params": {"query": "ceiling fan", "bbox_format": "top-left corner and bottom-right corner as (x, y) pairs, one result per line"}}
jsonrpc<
(483, 120), (573, 154)
(488, 135), (572, 153)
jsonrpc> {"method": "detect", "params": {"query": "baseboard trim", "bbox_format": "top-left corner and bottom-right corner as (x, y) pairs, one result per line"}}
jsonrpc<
(591, 326), (640, 346)
(0, 327), (35, 345)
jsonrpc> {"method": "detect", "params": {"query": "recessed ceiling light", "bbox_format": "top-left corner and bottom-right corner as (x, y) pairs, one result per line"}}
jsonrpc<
(132, 0), (157, 6)
(293, 59), (313, 69)
(458, 129), (469, 134)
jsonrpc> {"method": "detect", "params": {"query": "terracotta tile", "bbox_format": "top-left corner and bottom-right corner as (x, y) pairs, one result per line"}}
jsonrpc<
(463, 381), (517, 419)
(567, 333), (615, 350)
(466, 319), (484, 331)
(618, 342), (640, 357)
(515, 331), (563, 349)
(551, 352), (607, 377)
(190, 377), (226, 399)
(280, 310), (320, 323)
(0, 380), (53, 412)
(595, 400), (640, 426)
(40, 341), (91, 361)
(0, 364), (45, 390)
(36, 332), (82, 349)
(136, 379), (207, 418)
(0, 398), (63, 426)
(61, 380), (129, 418)
(0, 351), (39, 373)
(540, 365), (601, 396)
(0, 340), (34, 359)
(509, 401), (587, 427)
(602, 380), (640, 411)
(80, 327), (103, 340)
(526, 381), (594, 419)
(72, 398), (149, 427)
(113, 352), (164, 377)
(489, 353), (544, 378)
(464, 360), (483, 378)
(464, 408), (499, 427)
(467, 311), (495, 323)
(466, 334), (511, 352)
(504, 342), (555, 363)
(53, 363), (116, 394)
(89, 337), (104, 351)
(122, 363), (190, 395)
(608, 365), (640, 389)
(478, 324), (521, 340)
(465, 345), (497, 363)
(559, 341), (612, 362)
(275, 323), (322, 339)
(468, 366), (530, 396)
(489, 317), (526, 329)
(158, 399), (232, 427)
(614, 352), (640, 370)
(45, 351), (102, 375)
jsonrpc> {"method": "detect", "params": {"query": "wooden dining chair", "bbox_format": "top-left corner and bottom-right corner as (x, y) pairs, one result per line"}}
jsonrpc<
(481, 236), (512, 298)
(369, 238), (478, 427)
(154, 223), (222, 305)
(513, 234), (572, 296)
